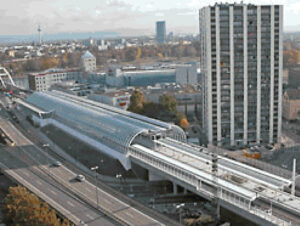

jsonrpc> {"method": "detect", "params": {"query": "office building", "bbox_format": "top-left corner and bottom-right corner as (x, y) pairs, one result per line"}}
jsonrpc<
(156, 21), (166, 44)
(200, 3), (283, 147)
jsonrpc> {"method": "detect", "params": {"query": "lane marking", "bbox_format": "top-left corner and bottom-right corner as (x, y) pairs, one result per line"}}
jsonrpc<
(104, 199), (110, 204)
(22, 171), (30, 176)
(67, 201), (75, 207)
(124, 212), (134, 218)
(49, 190), (57, 195)
(86, 214), (93, 220)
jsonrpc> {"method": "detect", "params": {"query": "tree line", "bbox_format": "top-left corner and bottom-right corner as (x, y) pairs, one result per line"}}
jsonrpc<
(1, 41), (200, 76)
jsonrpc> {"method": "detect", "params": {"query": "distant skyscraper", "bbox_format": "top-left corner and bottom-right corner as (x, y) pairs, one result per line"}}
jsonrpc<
(200, 3), (283, 147)
(156, 21), (166, 44)
(37, 25), (42, 45)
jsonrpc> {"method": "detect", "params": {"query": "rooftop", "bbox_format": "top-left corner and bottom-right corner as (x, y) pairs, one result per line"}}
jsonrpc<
(25, 91), (186, 152)
(81, 50), (95, 59)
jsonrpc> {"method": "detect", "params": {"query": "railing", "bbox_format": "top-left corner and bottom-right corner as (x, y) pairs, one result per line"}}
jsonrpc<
(220, 189), (290, 226)
(129, 146), (292, 226)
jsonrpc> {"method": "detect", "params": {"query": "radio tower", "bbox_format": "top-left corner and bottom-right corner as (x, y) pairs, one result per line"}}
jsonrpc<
(37, 25), (42, 46)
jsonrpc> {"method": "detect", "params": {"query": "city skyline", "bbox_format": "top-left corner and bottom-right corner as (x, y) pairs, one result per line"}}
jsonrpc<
(1, 0), (300, 36)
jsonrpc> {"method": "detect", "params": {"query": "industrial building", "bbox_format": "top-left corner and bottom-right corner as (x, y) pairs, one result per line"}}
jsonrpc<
(200, 3), (283, 147)
(105, 62), (198, 88)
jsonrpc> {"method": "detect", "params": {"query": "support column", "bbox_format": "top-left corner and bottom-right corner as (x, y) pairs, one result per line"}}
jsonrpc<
(173, 183), (178, 195)
(183, 188), (188, 195)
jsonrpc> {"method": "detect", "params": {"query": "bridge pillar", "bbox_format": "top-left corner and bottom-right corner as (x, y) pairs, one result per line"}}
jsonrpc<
(183, 188), (188, 195)
(173, 183), (178, 194)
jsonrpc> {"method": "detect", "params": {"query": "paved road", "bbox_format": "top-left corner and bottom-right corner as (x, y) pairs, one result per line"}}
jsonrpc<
(0, 112), (164, 226)
(0, 146), (116, 226)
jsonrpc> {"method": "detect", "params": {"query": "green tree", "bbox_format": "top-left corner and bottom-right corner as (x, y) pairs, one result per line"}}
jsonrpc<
(128, 90), (146, 114)
(142, 102), (160, 119)
(159, 94), (177, 114)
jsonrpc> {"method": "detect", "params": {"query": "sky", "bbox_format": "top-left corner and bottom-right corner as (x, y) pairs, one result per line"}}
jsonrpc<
(1, 0), (300, 36)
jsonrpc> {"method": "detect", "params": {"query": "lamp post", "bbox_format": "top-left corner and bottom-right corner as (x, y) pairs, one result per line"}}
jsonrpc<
(91, 166), (99, 209)
(116, 174), (122, 191)
(42, 143), (50, 166)
(176, 203), (185, 225)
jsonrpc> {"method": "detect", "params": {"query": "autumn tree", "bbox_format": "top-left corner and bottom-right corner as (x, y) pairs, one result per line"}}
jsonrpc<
(2, 186), (72, 226)
(127, 90), (146, 114)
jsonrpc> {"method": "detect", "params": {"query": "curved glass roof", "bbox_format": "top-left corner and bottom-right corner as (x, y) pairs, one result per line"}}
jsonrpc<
(26, 92), (186, 152)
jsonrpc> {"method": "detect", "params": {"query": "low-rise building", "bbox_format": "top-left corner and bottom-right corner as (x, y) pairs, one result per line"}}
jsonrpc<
(88, 89), (131, 110)
(105, 62), (198, 88)
(28, 68), (68, 91)
(282, 89), (300, 121)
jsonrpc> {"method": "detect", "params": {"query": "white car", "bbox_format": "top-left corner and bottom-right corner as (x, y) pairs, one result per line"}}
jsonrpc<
(75, 174), (85, 182)
(52, 161), (62, 167)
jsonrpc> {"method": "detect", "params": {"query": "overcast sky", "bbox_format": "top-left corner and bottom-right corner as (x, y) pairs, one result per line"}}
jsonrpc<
(1, 0), (300, 36)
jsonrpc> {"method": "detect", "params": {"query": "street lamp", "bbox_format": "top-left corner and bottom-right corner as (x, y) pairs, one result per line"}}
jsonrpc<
(42, 143), (50, 166)
(91, 166), (99, 209)
(176, 203), (185, 225)
(116, 174), (122, 191)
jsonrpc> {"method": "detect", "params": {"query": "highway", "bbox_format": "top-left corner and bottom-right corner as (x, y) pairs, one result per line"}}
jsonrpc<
(0, 146), (116, 226)
(0, 112), (167, 226)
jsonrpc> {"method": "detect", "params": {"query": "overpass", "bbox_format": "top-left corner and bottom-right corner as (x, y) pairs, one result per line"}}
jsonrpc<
(15, 90), (300, 225)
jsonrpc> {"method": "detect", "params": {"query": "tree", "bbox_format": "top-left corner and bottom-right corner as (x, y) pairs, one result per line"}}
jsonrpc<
(180, 117), (189, 130)
(142, 102), (160, 119)
(2, 186), (72, 226)
(124, 48), (136, 62)
(175, 112), (188, 129)
(184, 45), (197, 57)
(159, 94), (177, 114)
(128, 90), (146, 114)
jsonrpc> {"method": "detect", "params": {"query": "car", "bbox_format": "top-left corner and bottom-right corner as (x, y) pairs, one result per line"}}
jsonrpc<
(75, 174), (85, 182)
(52, 161), (62, 167)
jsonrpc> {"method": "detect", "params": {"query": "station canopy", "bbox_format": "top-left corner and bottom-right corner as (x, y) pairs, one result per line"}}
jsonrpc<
(25, 91), (186, 152)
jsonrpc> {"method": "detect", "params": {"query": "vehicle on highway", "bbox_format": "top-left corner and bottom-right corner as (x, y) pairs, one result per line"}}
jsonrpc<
(52, 161), (62, 167)
(75, 174), (85, 182)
